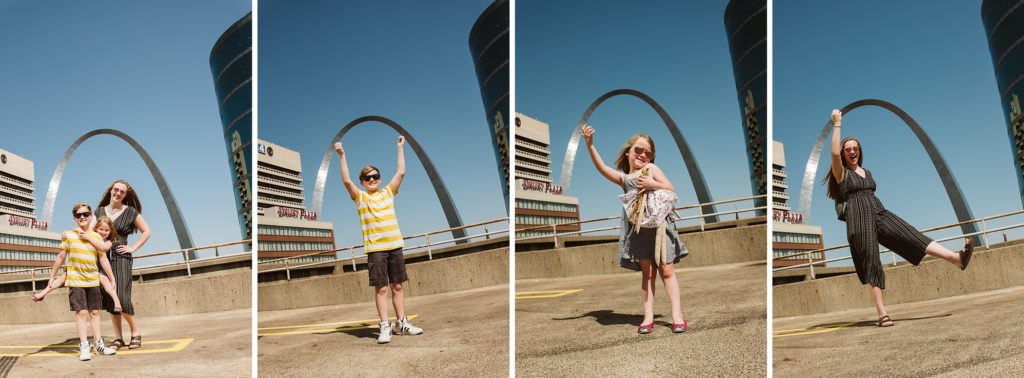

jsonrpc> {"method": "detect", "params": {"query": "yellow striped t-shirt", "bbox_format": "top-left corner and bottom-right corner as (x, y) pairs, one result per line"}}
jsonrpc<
(354, 184), (404, 253)
(59, 230), (103, 288)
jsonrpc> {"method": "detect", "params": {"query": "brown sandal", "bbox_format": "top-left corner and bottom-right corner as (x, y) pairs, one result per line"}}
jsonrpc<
(878, 314), (894, 327)
(129, 335), (142, 349)
(110, 339), (125, 350)
(959, 238), (974, 271)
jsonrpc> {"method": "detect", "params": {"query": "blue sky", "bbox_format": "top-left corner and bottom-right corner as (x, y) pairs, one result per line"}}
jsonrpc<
(0, 1), (251, 266)
(517, 1), (759, 228)
(775, 1), (1019, 264)
(258, 0), (506, 253)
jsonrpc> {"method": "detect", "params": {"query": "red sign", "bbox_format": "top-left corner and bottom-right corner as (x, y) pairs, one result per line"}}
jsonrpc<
(773, 210), (803, 224)
(277, 207), (318, 221)
(7, 214), (49, 231)
(521, 179), (564, 195)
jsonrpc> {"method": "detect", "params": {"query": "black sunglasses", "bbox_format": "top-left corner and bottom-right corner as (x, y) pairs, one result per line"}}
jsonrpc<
(74, 211), (92, 219)
(361, 173), (381, 182)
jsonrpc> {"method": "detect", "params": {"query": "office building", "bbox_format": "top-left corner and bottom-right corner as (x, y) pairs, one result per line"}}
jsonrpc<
(771, 141), (824, 268)
(724, 0), (768, 213)
(0, 148), (60, 273)
(982, 1), (1024, 207)
(514, 114), (581, 238)
(469, 0), (511, 211)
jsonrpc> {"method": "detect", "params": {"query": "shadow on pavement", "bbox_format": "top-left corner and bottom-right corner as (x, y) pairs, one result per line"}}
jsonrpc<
(553, 310), (662, 327)
(811, 313), (952, 329)
(314, 325), (378, 340)
(23, 338), (80, 357)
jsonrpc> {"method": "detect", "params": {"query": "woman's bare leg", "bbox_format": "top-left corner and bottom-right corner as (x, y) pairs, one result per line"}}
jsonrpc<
(868, 284), (887, 318)
(923, 240), (967, 268)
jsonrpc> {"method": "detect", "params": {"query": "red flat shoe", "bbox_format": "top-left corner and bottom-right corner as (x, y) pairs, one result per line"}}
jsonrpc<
(672, 321), (689, 333)
(637, 323), (654, 334)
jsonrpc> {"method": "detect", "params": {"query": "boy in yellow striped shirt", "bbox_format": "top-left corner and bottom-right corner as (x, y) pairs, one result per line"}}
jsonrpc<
(335, 136), (423, 344)
(48, 203), (118, 360)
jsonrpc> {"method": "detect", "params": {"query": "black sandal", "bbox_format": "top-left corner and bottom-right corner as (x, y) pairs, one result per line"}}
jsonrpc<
(878, 314), (894, 327)
(129, 335), (142, 349)
(959, 238), (974, 271)
(110, 339), (125, 350)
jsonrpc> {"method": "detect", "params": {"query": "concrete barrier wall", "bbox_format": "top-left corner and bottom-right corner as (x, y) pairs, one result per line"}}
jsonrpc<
(773, 244), (1024, 318)
(516, 225), (766, 279)
(258, 247), (509, 311)
(0, 268), (251, 325)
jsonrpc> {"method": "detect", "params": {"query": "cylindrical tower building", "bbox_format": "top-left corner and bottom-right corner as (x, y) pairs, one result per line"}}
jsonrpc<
(469, 0), (510, 212)
(724, 0), (767, 214)
(982, 0), (1024, 207)
(209, 13), (253, 240)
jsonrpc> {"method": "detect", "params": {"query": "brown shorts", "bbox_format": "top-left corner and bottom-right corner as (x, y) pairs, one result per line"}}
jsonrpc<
(367, 248), (409, 287)
(69, 286), (102, 312)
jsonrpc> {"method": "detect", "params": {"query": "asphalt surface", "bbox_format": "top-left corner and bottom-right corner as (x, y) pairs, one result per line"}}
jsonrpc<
(773, 285), (1024, 377)
(515, 261), (767, 377)
(0, 309), (252, 377)
(257, 284), (509, 377)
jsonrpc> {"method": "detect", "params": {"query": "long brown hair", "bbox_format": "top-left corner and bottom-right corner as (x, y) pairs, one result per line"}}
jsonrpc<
(614, 133), (656, 173)
(822, 137), (863, 200)
(94, 215), (123, 243)
(98, 179), (143, 213)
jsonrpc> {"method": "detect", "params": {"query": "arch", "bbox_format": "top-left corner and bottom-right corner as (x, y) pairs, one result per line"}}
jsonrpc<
(798, 99), (980, 242)
(42, 129), (195, 253)
(558, 89), (719, 223)
(311, 116), (467, 242)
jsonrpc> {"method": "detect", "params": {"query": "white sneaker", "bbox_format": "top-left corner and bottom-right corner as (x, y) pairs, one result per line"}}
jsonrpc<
(78, 342), (91, 361)
(396, 316), (423, 335)
(95, 339), (116, 356)
(377, 321), (392, 344)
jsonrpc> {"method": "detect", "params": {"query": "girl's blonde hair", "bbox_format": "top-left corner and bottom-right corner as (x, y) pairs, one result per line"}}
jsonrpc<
(614, 133), (656, 173)
(94, 215), (123, 243)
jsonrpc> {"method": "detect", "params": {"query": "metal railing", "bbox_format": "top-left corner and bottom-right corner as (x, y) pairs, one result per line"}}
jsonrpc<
(516, 194), (768, 245)
(257, 218), (508, 280)
(0, 239), (252, 291)
(772, 209), (1024, 279)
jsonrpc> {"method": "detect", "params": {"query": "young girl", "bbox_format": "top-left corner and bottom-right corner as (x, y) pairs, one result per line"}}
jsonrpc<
(33, 215), (124, 313)
(581, 125), (689, 334)
(334, 136), (423, 344)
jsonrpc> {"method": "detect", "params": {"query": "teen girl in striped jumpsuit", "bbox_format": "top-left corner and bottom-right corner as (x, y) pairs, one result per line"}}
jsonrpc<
(824, 109), (973, 327)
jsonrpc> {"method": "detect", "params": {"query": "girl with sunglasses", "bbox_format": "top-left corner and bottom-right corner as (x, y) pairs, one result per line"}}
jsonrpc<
(824, 109), (972, 327)
(581, 125), (689, 334)
(334, 136), (423, 344)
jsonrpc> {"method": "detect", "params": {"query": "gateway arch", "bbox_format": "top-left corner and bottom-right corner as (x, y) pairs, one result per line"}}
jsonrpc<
(559, 89), (719, 223)
(42, 129), (195, 254)
(799, 99), (980, 243)
(311, 116), (467, 242)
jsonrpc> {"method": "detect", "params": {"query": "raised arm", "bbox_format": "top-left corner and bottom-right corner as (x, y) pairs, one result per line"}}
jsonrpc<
(334, 142), (360, 200)
(389, 136), (406, 193)
(829, 109), (845, 182)
(636, 163), (675, 192)
(581, 125), (624, 186)
(79, 229), (112, 252)
(116, 214), (151, 255)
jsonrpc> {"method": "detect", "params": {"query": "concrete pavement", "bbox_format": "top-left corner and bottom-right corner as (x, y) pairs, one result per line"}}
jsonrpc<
(0, 309), (251, 377)
(515, 261), (766, 377)
(257, 284), (509, 377)
(773, 285), (1024, 376)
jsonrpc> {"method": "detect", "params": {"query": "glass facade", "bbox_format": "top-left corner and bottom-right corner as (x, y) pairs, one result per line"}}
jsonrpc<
(515, 215), (579, 226)
(210, 12), (253, 241)
(469, 0), (510, 211)
(0, 249), (56, 262)
(259, 241), (335, 253)
(258, 225), (333, 238)
(515, 199), (577, 214)
(773, 232), (821, 245)
(0, 233), (60, 248)
(724, 0), (767, 213)
(982, 1), (1024, 207)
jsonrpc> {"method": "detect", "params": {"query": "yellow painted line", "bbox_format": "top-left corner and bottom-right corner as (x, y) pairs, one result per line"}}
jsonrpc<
(0, 338), (193, 357)
(516, 289), (582, 299)
(773, 322), (857, 338)
(258, 315), (418, 337)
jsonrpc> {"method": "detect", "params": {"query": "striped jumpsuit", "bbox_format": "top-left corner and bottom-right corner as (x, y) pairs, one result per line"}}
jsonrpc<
(841, 167), (931, 289)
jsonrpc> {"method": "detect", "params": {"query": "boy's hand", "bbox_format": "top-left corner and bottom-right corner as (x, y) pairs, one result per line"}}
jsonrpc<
(397, 136), (405, 149)
(333, 142), (345, 156)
